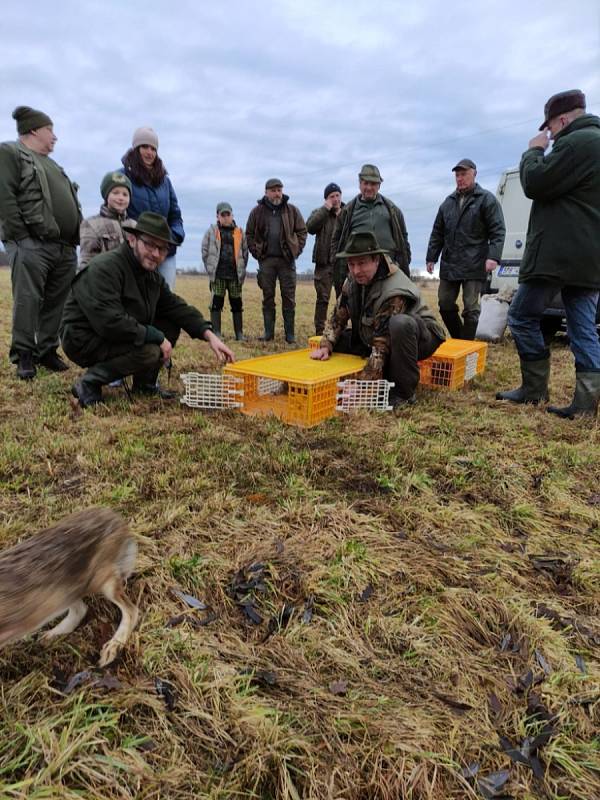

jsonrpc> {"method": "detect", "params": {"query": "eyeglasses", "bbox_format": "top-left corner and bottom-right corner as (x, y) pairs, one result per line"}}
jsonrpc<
(138, 236), (169, 256)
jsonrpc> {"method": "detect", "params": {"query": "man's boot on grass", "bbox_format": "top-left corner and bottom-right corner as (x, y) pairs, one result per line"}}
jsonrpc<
(283, 309), (296, 344)
(547, 371), (600, 419)
(440, 310), (463, 339)
(259, 310), (275, 342)
(71, 376), (103, 408)
(210, 309), (222, 337)
(16, 351), (36, 380)
(232, 311), (246, 342)
(38, 349), (69, 372)
(496, 357), (550, 405)
(462, 317), (478, 341)
(132, 367), (177, 400)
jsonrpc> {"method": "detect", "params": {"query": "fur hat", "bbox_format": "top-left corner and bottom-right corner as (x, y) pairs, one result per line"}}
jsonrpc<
(539, 89), (586, 130)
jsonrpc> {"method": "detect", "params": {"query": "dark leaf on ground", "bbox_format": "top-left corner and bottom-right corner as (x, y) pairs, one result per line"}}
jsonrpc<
(575, 654), (587, 674)
(155, 677), (177, 711)
(432, 691), (474, 712)
(242, 602), (263, 625)
(136, 738), (158, 752)
(535, 649), (552, 675)
(94, 674), (122, 691)
(488, 692), (503, 717)
(265, 603), (294, 638)
(500, 633), (512, 652)
(587, 493), (600, 506)
(499, 736), (530, 765)
(460, 762), (480, 779)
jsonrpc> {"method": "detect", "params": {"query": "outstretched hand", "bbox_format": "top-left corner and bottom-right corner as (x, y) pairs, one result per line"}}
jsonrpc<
(204, 331), (235, 364)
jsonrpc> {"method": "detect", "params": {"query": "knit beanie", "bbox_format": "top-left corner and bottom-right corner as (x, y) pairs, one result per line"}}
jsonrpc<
(132, 126), (159, 149)
(13, 105), (53, 135)
(100, 171), (132, 201)
(324, 182), (342, 199)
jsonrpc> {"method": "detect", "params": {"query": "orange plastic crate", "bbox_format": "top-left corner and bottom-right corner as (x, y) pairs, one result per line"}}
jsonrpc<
(224, 349), (367, 427)
(418, 339), (488, 390)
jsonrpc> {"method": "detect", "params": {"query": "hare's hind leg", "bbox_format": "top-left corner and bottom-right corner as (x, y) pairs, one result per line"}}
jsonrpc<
(98, 576), (139, 667)
(41, 600), (88, 640)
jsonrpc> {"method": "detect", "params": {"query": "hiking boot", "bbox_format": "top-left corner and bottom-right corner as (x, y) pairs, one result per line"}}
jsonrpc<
(38, 350), (69, 372)
(496, 358), (550, 405)
(547, 371), (600, 419)
(71, 378), (102, 408)
(390, 391), (416, 417)
(16, 351), (36, 380)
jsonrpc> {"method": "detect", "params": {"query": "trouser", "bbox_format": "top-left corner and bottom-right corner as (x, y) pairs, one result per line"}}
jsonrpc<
(333, 261), (348, 298)
(5, 237), (77, 363)
(508, 281), (600, 370)
(438, 279), (483, 335)
(257, 257), (296, 314)
(64, 316), (182, 384)
(313, 263), (333, 334)
(333, 315), (443, 399)
(158, 254), (177, 290)
(209, 277), (243, 312)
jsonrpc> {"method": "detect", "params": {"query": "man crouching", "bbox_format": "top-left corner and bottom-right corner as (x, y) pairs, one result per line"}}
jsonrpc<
(62, 211), (234, 407)
(310, 232), (445, 409)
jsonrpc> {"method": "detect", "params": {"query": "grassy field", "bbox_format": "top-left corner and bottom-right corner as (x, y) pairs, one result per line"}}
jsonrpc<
(0, 272), (598, 800)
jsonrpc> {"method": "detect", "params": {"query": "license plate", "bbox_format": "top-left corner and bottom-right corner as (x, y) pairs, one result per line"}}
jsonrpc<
(498, 265), (520, 277)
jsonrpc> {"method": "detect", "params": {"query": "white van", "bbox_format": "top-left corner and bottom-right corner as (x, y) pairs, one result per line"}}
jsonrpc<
(487, 167), (599, 334)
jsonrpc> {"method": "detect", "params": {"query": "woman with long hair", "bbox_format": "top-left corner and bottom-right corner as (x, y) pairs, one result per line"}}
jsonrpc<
(119, 127), (184, 288)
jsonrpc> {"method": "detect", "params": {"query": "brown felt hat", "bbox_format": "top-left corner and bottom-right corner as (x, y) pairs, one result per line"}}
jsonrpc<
(539, 89), (586, 130)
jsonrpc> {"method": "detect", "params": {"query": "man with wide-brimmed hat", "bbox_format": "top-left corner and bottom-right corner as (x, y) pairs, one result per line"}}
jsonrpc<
(497, 89), (600, 418)
(425, 158), (506, 340)
(330, 164), (411, 291)
(311, 232), (445, 409)
(246, 178), (307, 343)
(0, 105), (82, 379)
(61, 212), (234, 408)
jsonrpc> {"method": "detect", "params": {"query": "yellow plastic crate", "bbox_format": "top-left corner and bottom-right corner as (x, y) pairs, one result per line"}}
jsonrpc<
(224, 349), (366, 427)
(418, 339), (488, 390)
(308, 335), (322, 351)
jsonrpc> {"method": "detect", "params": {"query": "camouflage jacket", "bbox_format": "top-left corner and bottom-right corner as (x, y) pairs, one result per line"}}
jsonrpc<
(320, 256), (445, 380)
(79, 205), (128, 270)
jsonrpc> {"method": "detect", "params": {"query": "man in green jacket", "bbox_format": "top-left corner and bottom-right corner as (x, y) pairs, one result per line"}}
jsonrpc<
(61, 212), (234, 408)
(497, 90), (600, 417)
(0, 106), (82, 379)
(311, 232), (445, 409)
(330, 164), (411, 289)
(306, 182), (344, 335)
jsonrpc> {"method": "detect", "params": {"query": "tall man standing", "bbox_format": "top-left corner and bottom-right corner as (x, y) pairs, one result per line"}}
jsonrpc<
(0, 106), (81, 379)
(330, 164), (411, 287)
(306, 182), (344, 335)
(497, 90), (600, 417)
(246, 178), (307, 343)
(426, 159), (506, 339)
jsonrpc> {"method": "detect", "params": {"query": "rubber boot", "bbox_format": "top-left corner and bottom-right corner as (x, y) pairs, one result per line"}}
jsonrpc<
(132, 366), (177, 400)
(71, 362), (117, 408)
(440, 309), (463, 339)
(283, 309), (296, 344)
(232, 311), (246, 342)
(547, 371), (600, 419)
(210, 309), (222, 337)
(496, 358), (550, 405)
(259, 310), (275, 342)
(462, 317), (478, 341)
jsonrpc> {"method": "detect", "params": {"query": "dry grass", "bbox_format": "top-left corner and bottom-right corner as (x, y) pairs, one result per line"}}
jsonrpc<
(0, 272), (598, 799)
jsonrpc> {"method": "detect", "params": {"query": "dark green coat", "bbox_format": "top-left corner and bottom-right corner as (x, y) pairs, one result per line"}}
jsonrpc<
(519, 113), (600, 288)
(425, 183), (505, 281)
(61, 242), (211, 366)
(306, 203), (345, 266)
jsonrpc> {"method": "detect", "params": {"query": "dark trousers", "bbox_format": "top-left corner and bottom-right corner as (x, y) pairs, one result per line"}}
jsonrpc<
(313, 263), (333, 335)
(334, 316), (442, 398)
(5, 237), (77, 363)
(257, 257), (296, 314)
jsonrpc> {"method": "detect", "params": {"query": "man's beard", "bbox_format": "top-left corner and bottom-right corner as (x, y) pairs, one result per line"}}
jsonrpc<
(270, 197), (282, 206)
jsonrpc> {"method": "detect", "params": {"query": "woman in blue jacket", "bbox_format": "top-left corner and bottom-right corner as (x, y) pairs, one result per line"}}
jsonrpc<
(119, 127), (184, 288)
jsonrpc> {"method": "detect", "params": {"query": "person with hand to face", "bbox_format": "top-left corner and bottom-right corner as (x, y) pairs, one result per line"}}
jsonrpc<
(497, 89), (600, 417)
(61, 212), (233, 409)
(119, 127), (184, 290)
(311, 232), (445, 411)
(306, 182), (345, 335)
(0, 106), (82, 379)
(425, 158), (506, 340)
(78, 172), (133, 270)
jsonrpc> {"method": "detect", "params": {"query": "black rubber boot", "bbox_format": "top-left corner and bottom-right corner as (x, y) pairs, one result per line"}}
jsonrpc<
(462, 317), (478, 341)
(232, 311), (246, 342)
(210, 310), (222, 337)
(547, 371), (600, 419)
(38, 349), (70, 372)
(259, 310), (275, 342)
(440, 310), (463, 339)
(16, 351), (36, 380)
(496, 358), (550, 405)
(71, 377), (103, 407)
(283, 309), (296, 344)
(132, 367), (177, 400)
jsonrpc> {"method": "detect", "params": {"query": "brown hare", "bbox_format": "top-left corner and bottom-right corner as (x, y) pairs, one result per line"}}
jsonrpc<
(0, 507), (138, 667)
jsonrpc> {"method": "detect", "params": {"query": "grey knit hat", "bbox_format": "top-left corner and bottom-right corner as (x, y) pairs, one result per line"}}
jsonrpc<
(132, 126), (159, 149)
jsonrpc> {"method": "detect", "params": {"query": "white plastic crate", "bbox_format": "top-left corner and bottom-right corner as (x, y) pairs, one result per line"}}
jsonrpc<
(180, 373), (244, 409)
(336, 380), (395, 413)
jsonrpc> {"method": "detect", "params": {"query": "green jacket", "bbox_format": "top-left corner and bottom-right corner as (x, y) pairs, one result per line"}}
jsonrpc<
(61, 242), (211, 366)
(0, 140), (81, 243)
(330, 194), (411, 275)
(519, 113), (600, 288)
(306, 203), (345, 266)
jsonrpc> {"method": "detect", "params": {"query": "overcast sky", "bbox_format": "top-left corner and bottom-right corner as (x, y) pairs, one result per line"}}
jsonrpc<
(1, 0), (598, 272)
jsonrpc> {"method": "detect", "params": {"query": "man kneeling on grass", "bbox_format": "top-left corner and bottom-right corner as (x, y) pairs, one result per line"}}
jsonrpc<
(310, 232), (445, 410)
(61, 212), (234, 408)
